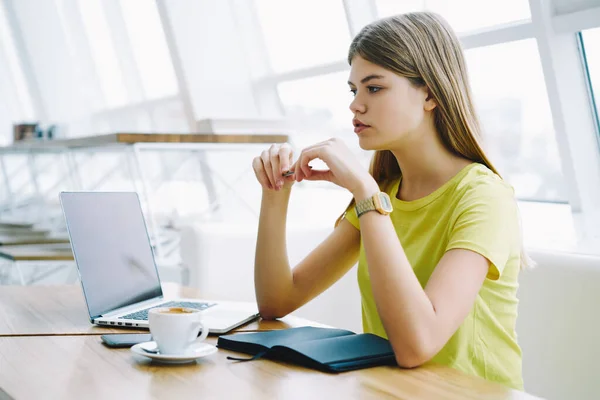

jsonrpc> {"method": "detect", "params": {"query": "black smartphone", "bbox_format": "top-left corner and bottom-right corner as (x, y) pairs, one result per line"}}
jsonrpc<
(101, 333), (152, 348)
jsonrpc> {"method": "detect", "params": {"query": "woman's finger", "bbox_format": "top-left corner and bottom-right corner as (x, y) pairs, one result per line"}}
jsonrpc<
(298, 146), (326, 179)
(260, 150), (276, 188)
(278, 144), (293, 176)
(252, 157), (272, 189)
(302, 169), (333, 182)
(269, 145), (282, 188)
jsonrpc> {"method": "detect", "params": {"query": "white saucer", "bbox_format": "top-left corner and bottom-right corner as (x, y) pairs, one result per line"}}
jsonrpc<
(131, 341), (218, 364)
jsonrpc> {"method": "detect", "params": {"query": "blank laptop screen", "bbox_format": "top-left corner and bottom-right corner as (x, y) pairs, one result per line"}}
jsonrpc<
(60, 192), (163, 319)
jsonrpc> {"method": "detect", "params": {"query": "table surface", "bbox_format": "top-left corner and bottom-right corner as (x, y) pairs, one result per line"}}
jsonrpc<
(0, 236), (70, 246)
(0, 334), (540, 400)
(0, 284), (542, 399)
(0, 243), (74, 261)
(0, 283), (326, 336)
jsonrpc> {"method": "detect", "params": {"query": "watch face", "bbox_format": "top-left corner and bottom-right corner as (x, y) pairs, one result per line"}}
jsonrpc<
(377, 192), (393, 213)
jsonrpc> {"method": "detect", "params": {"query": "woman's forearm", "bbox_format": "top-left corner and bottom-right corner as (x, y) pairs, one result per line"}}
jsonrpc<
(352, 185), (436, 366)
(359, 210), (437, 365)
(254, 188), (295, 318)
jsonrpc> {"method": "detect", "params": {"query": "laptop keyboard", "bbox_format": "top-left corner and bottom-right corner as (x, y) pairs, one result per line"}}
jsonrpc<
(118, 301), (216, 321)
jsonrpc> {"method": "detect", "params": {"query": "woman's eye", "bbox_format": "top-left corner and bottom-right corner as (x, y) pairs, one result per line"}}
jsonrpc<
(368, 86), (381, 93)
(349, 89), (357, 96)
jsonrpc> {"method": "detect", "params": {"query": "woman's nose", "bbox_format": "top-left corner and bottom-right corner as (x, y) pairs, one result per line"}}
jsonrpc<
(349, 96), (366, 114)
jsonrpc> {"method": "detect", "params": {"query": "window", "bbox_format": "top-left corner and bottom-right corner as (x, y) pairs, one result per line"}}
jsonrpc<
(465, 39), (567, 203)
(277, 71), (370, 167)
(375, 0), (531, 34)
(78, 0), (128, 107)
(0, 0), (34, 120)
(254, 0), (351, 73)
(580, 27), (600, 137)
(120, 1), (178, 100)
(278, 71), (351, 142)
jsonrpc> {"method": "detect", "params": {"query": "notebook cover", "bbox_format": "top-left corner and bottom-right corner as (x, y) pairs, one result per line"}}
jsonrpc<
(218, 327), (396, 372)
(272, 333), (396, 372)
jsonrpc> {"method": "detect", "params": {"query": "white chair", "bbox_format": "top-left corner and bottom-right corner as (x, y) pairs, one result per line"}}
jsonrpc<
(518, 250), (600, 400)
(179, 220), (362, 332)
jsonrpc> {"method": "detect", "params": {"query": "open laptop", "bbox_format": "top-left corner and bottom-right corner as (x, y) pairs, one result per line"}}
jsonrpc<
(59, 191), (259, 334)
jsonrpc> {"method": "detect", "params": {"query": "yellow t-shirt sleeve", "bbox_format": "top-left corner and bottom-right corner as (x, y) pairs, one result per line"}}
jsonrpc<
(342, 204), (360, 230)
(445, 184), (519, 280)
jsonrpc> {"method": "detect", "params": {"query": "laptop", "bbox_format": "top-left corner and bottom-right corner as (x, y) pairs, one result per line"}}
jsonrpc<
(59, 191), (259, 334)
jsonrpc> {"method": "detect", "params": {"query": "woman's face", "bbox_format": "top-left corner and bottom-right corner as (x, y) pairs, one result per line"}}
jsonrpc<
(348, 55), (435, 151)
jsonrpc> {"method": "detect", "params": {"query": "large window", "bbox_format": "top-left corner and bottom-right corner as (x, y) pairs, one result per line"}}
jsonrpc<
(277, 71), (352, 143)
(0, 0), (34, 121)
(120, 1), (178, 100)
(254, 0), (350, 73)
(277, 70), (372, 168)
(375, 0), (531, 33)
(465, 39), (566, 202)
(78, 0), (128, 107)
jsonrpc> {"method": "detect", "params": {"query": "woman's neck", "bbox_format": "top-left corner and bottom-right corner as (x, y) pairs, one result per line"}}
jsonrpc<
(390, 130), (472, 202)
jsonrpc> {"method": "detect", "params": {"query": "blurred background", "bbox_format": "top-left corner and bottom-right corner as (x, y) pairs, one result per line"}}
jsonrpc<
(1, 1), (600, 398)
(0, 0), (598, 285)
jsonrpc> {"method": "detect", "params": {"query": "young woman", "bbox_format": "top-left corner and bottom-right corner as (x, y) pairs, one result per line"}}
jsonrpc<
(252, 12), (528, 390)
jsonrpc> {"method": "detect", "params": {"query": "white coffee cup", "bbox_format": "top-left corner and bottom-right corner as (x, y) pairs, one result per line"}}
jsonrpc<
(148, 307), (209, 355)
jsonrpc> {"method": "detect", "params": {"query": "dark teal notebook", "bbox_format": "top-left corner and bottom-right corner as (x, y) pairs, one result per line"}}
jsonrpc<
(217, 326), (396, 372)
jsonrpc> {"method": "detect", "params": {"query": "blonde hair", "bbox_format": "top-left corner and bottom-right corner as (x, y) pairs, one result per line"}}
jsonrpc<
(337, 12), (533, 269)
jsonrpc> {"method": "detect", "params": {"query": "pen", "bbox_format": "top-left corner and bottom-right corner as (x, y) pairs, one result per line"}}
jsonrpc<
(282, 166), (312, 177)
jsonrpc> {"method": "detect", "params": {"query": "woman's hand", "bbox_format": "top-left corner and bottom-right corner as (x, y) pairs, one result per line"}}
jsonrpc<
(252, 143), (296, 191)
(291, 138), (378, 199)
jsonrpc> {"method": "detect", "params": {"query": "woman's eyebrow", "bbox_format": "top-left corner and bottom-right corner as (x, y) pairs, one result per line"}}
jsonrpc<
(347, 74), (385, 86)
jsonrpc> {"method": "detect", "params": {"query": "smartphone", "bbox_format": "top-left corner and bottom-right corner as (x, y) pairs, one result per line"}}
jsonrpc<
(101, 333), (152, 348)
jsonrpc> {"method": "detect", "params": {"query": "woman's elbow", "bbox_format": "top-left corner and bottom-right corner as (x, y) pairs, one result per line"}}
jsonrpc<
(392, 340), (435, 368)
(257, 301), (293, 320)
(257, 308), (284, 320)
(395, 352), (428, 369)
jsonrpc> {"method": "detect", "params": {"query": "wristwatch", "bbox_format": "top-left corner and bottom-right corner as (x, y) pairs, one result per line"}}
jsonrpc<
(355, 192), (393, 218)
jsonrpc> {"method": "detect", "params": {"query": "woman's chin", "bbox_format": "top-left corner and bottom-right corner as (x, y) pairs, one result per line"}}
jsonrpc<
(358, 137), (379, 151)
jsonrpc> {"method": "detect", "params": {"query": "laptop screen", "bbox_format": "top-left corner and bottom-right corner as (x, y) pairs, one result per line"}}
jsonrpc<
(60, 192), (163, 319)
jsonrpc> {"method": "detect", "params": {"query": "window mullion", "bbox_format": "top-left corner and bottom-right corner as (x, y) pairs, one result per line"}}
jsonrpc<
(102, 0), (145, 104)
(530, 0), (600, 241)
(343, 0), (378, 37)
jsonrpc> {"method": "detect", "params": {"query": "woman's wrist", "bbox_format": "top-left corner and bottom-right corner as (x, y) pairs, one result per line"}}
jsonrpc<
(262, 185), (292, 198)
(352, 178), (380, 202)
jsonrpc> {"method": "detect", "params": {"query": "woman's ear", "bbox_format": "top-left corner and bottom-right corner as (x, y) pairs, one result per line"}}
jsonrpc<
(424, 88), (437, 111)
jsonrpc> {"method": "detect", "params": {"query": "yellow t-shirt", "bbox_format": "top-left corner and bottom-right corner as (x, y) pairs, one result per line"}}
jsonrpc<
(344, 163), (523, 390)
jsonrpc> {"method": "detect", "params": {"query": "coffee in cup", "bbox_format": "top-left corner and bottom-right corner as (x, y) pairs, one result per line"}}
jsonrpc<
(148, 307), (208, 355)
(158, 307), (194, 314)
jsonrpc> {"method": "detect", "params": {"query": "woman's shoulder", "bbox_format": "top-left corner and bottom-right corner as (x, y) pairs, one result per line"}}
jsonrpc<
(454, 163), (515, 201)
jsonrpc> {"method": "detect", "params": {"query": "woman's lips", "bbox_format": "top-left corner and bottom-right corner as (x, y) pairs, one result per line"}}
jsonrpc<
(354, 124), (370, 134)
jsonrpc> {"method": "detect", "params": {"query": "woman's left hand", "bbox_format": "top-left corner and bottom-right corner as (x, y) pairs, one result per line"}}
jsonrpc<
(290, 138), (379, 199)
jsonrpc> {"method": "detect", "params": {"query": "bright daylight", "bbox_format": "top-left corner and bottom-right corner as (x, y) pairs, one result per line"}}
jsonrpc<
(0, 1), (599, 399)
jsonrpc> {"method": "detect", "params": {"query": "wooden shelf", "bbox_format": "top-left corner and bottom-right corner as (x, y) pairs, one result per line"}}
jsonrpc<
(0, 132), (289, 151)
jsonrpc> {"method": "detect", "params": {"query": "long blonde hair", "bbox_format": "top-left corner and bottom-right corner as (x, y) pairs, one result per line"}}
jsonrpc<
(337, 12), (533, 268)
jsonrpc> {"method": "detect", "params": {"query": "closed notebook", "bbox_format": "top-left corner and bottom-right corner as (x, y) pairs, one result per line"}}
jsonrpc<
(217, 326), (396, 372)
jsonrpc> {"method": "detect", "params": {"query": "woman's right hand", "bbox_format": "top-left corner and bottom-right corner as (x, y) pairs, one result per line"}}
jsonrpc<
(252, 143), (295, 191)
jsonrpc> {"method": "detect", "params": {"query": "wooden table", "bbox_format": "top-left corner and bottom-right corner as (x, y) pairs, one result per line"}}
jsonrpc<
(0, 283), (325, 336)
(0, 336), (539, 399)
(0, 236), (70, 246)
(0, 285), (542, 399)
(0, 243), (74, 262)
